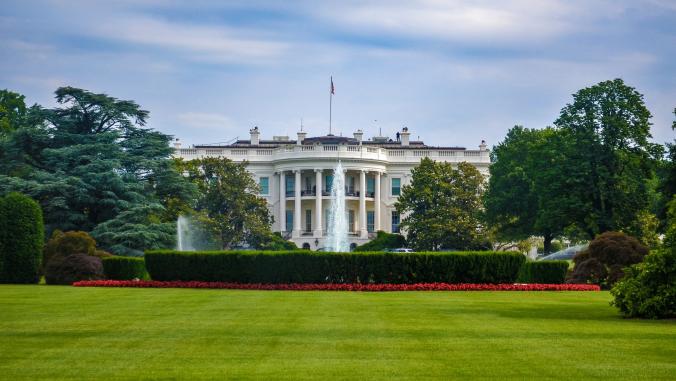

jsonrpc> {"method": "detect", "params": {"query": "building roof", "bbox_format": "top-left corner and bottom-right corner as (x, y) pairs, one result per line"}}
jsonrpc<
(193, 134), (467, 150)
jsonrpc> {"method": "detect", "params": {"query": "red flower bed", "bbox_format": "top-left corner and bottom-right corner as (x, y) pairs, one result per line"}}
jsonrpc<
(72, 280), (600, 291)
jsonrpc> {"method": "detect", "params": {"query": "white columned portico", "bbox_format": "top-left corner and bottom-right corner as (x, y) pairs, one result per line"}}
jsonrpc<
(374, 171), (381, 231)
(279, 171), (286, 233)
(314, 169), (323, 237)
(293, 169), (301, 238)
(359, 170), (367, 238)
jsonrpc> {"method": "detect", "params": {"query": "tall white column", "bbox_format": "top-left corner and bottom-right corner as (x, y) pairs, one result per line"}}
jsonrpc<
(293, 169), (302, 237)
(314, 169), (323, 237)
(359, 170), (367, 238)
(279, 171), (286, 232)
(375, 171), (381, 232)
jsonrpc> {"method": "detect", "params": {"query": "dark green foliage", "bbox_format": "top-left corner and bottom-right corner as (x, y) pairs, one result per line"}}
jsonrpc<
(44, 253), (104, 285)
(0, 192), (44, 283)
(517, 261), (569, 284)
(554, 79), (660, 238)
(396, 159), (488, 251)
(569, 231), (648, 288)
(91, 204), (175, 256)
(0, 87), (195, 255)
(251, 232), (298, 251)
(102, 256), (148, 280)
(177, 157), (272, 249)
(353, 231), (406, 252)
(611, 248), (676, 319)
(145, 250), (525, 284)
(43, 230), (96, 266)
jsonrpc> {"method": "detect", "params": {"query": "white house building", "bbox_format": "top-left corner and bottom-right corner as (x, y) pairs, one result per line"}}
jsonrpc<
(173, 127), (490, 250)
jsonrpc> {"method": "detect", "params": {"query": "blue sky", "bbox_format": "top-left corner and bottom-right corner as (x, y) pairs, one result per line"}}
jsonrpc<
(1, 0), (675, 148)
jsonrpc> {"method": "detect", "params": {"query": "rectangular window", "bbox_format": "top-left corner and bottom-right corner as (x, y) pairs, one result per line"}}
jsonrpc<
(367, 211), (375, 233)
(367, 177), (375, 196)
(348, 210), (355, 233)
(305, 177), (311, 192)
(391, 178), (401, 196)
(347, 176), (355, 194)
(391, 211), (400, 233)
(325, 175), (333, 193)
(305, 209), (312, 232)
(285, 210), (293, 232)
(286, 176), (295, 197)
(259, 177), (269, 195)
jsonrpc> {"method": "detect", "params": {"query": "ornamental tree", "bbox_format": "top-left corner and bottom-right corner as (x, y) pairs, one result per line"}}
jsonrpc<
(396, 158), (488, 251)
(178, 157), (273, 249)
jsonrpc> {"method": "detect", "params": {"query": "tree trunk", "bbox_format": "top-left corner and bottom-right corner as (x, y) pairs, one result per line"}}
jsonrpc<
(543, 233), (553, 254)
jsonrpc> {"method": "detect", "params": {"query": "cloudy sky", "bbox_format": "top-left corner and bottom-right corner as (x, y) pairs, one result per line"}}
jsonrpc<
(1, 0), (675, 148)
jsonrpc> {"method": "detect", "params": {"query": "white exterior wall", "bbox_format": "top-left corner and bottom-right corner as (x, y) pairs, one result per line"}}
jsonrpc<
(175, 143), (490, 250)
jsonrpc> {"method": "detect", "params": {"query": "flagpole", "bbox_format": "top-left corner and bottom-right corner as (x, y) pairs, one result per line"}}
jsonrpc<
(329, 76), (333, 135)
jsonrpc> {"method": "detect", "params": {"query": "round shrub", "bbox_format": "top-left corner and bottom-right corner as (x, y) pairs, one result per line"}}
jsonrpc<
(569, 232), (648, 289)
(0, 192), (45, 284)
(44, 253), (104, 285)
(43, 230), (96, 266)
(611, 248), (676, 319)
(102, 256), (148, 280)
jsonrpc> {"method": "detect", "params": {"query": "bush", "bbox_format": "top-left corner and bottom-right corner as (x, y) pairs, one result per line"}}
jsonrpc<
(252, 232), (298, 251)
(44, 253), (104, 285)
(144, 250), (526, 284)
(0, 192), (45, 283)
(568, 231), (648, 289)
(611, 248), (676, 319)
(517, 261), (569, 284)
(102, 256), (148, 280)
(353, 231), (406, 252)
(43, 230), (96, 266)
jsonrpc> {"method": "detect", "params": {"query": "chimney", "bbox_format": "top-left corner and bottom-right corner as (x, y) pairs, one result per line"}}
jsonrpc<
(479, 140), (487, 151)
(353, 129), (363, 144)
(297, 131), (307, 145)
(173, 138), (181, 149)
(400, 127), (410, 146)
(250, 126), (260, 145)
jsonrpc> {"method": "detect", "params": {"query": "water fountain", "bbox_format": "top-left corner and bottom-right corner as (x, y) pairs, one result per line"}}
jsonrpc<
(326, 161), (350, 252)
(176, 215), (196, 251)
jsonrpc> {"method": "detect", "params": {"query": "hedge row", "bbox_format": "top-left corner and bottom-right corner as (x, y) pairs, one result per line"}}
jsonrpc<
(144, 250), (526, 284)
(102, 256), (148, 280)
(517, 260), (569, 284)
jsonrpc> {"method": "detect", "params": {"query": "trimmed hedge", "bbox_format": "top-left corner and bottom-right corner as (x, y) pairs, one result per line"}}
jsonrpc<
(144, 250), (526, 284)
(0, 192), (45, 284)
(102, 256), (148, 280)
(517, 260), (569, 284)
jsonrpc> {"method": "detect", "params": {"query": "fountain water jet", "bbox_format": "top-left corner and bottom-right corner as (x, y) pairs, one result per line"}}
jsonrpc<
(176, 215), (196, 251)
(326, 161), (350, 252)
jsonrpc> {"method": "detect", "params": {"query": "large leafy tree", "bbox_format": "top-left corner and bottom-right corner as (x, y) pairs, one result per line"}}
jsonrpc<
(178, 157), (272, 249)
(553, 79), (660, 238)
(396, 158), (487, 251)
(0, 87), (195, 254)
(484, 126), (570, 253)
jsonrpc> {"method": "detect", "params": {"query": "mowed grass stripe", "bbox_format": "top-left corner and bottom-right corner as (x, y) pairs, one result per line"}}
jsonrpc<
(0, 286), (674, 380)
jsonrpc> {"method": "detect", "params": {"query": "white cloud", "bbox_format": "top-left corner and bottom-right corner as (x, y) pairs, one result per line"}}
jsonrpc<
(92, 16), (288, 64)
(177, 112), (237, 131)
(315, 0), (606, 44)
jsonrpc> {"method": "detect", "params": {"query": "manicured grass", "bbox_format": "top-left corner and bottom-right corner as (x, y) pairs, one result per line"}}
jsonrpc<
(1, 286), (674, 380)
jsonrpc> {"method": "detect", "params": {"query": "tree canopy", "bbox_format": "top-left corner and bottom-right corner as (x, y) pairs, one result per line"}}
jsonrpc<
(396, 158), (488, 251)
(0, 87), (195, 255)
(177, 157), (273, 249)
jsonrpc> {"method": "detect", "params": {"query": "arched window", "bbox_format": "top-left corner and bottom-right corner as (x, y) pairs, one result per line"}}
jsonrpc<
(350, 243), (357, 251)
(302, 243), (311, 250)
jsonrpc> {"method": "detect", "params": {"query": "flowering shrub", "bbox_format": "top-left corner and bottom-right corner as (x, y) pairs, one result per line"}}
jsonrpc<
(73, 280), (600, 291)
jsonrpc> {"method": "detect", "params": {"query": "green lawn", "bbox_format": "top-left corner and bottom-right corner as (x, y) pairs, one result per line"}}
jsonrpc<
(1, 286), (675, 380)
